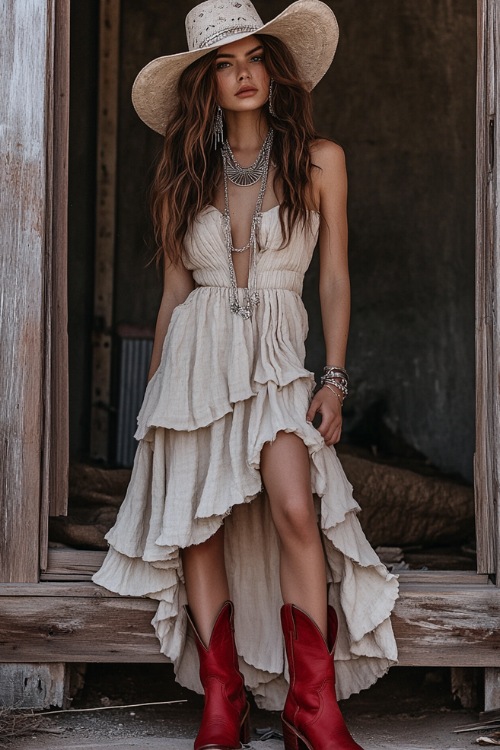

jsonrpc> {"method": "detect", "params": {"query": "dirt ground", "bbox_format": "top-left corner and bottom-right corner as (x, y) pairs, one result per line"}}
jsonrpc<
(4, 665), (491, 750)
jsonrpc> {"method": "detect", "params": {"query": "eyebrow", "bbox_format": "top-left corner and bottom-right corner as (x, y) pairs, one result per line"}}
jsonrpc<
(215, 45), (264, 59)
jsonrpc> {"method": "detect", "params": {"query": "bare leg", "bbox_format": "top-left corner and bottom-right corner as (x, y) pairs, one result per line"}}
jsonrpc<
(261, 431), (328, 638)
(182, 525), (230, 646)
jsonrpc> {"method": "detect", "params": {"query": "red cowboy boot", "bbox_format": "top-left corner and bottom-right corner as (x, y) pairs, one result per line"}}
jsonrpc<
(185, 601), (250, 750)
(281, 603), (364, 750)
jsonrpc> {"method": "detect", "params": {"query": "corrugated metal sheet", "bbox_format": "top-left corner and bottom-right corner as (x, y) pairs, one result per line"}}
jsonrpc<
(116, 337), (153, 467)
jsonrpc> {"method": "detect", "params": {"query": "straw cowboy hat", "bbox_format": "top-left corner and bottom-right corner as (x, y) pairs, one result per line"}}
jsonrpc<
(132, 0), (339, 134)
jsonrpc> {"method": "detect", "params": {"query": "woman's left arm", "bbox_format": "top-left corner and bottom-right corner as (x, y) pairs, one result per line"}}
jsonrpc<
(306, 140), (349, 446)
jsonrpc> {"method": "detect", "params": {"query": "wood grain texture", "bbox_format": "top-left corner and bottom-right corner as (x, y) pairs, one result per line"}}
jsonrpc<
(40, 550), (492, 585)
(0, 1), (55, 582)
(0, 663), (68, 709)
(0, 580), (499, 665)
(39, 0), (71, 570)
(90, 0), (121, 461)
(485, 668), (500, 711)
(49, 0), (70, 519)
(475, 0), (500, 575)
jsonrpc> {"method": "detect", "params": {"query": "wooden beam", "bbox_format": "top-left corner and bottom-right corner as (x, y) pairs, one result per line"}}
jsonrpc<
(0, 664), (68, 709)
(0, 1), (56, 582)
(40, 550), (493, 585)
(475, 0), (500, 575)
(0, 580), (499, 666)
(39, 0), (71, 575)
(49, 0), (70, 519)
(90, 0), (121, 462)
(485, 668), (500, 711)
(41, 549), (108, 581)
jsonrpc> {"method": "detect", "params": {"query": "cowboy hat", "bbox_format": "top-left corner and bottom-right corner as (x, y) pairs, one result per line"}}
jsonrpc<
(132, 0), (339, 135)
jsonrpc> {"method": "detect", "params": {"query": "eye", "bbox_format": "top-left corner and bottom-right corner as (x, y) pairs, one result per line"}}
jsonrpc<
(215, 61), (230, 70)
(250, 55), (264, 63)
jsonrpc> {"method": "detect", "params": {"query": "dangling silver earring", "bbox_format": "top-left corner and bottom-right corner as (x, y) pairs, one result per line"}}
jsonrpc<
(268, 79), (276, 117)
(213, 105), (224, 149)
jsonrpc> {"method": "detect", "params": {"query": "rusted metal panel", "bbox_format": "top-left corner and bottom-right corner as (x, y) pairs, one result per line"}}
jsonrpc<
(116, 337), (153, 466)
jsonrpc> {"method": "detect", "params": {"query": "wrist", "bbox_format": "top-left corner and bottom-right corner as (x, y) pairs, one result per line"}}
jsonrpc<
(322, 382), (344, 406)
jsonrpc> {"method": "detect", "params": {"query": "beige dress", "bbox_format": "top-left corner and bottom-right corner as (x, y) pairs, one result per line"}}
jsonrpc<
(93, 204), (399, 710)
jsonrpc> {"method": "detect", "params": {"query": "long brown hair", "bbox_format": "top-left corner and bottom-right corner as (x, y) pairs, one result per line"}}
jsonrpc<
(151, 34), (318, 265)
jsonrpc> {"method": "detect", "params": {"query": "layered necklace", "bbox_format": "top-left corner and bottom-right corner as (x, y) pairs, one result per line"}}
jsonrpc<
(221, 128), (274, 319)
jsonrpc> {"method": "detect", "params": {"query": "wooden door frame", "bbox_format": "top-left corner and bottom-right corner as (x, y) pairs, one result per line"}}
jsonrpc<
(475, 0), (500, 578)
(0, 0), (68, 584)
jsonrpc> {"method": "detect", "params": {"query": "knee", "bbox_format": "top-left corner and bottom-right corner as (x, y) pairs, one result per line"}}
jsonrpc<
(272, 493), (318, 545)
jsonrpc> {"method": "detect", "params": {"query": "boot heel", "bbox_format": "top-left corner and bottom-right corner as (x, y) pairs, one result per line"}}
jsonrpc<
(239, 702), (250, 744)
(281, 717), (307, 750)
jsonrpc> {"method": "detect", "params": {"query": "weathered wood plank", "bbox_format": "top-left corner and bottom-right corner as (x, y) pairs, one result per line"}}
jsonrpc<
(0, 663), (68, 709)
(397, 570), (489, 585)
(40, 0), (71, 572)
(475, 0), (500, 575)
(49, 0), (70, 519)
(40, 549), (492, 585)
(41, 549), (107, 580)
(90, 0), (121, 462)
(0, 0), (55, 582)
(0, 581), (499, 665)
(485, 668), (500, 711)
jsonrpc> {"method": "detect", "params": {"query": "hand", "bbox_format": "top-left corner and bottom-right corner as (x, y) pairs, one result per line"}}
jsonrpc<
(306, 386), (343, 446)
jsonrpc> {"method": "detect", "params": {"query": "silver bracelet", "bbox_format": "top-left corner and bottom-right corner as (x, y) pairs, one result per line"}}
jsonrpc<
(322, 382), (344, 405)
(323, 365), (349, 382)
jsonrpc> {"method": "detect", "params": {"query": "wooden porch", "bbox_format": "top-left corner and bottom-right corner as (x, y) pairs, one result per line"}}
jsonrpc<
(0, 567), (499, 670)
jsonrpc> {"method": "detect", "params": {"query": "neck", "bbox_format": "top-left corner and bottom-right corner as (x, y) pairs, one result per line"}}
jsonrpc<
(223, 108), (269, 152)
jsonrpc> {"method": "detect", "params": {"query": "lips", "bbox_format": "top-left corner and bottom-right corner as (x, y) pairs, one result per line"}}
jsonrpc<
(236, 86), (258, 96)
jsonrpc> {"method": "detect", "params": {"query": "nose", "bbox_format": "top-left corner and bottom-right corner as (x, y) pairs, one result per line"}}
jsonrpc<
(237, 61), (251, 80)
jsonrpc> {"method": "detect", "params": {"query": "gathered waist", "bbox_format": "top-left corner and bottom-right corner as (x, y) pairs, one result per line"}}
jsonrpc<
(192, 269), (303, 295)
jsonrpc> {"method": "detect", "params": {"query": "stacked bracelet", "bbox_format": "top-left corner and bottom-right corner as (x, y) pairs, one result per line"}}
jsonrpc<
(320, 365), (349, 399)
(323, 382), (344, 406)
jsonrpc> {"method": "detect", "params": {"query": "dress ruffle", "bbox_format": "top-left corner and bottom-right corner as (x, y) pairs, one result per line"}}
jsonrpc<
(93, 290), (398, 710)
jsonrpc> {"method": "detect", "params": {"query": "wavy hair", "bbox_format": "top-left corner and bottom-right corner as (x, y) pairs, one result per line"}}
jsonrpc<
(150, 34), (319, 266)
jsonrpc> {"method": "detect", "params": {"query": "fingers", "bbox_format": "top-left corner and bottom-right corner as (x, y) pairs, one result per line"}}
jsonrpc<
(307, 390), (343, 446)
(306, 395), (320, 423)
(322, 416), (342, 446)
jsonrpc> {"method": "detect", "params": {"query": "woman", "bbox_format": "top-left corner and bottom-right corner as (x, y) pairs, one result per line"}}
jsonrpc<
(93, 2), (399, 749)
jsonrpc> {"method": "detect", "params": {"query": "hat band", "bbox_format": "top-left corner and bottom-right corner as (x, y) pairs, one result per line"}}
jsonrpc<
(198, 24), (260, 49)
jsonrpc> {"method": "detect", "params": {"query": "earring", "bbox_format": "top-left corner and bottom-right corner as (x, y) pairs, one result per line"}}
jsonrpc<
(213, 105), (224, 150)
(268, 79), (276, 117)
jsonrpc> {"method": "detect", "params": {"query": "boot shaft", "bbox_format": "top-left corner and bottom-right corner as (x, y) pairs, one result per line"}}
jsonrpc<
(281, 604), (336, 690)
(186, 601), (246, 710)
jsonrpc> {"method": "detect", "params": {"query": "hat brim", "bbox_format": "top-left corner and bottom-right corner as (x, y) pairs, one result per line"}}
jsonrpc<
(131, 0), (339, 135)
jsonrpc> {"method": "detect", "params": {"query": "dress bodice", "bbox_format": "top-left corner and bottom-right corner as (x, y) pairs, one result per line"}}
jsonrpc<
(183, 205), (321, 295)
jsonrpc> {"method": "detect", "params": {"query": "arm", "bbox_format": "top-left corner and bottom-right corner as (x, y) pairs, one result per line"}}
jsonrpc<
(147, 257), (195, 381)
(306, 140), (349, 446)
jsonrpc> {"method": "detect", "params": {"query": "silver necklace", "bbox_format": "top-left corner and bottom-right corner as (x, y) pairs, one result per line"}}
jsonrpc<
(221, 128), (274, 187)
(221, 130), (273, 319)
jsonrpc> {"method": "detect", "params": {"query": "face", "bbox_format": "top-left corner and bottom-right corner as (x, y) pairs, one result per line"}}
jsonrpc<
(214, 35), (271, 113)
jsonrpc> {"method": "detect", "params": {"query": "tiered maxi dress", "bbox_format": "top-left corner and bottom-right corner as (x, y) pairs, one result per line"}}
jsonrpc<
(93, 204), (399, 710)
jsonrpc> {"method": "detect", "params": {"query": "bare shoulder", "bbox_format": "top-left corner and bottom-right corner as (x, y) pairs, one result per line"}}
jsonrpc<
(310, 138), (346, 172)
(310, 139), (347, 210)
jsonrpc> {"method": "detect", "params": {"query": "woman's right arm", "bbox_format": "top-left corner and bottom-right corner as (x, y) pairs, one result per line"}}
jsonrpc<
(147, 258), (195, 382)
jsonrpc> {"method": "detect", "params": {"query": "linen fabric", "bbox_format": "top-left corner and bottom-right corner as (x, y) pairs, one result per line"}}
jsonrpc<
(93, 204), (399, 709)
